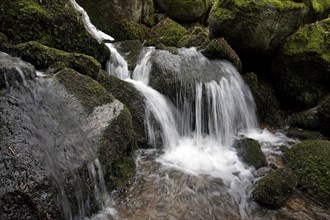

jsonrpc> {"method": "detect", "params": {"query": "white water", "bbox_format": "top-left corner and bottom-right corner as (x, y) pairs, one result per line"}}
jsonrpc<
(70, 1), (293, 219)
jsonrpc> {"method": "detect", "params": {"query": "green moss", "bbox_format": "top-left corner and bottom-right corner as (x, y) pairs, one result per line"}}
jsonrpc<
(55, 68), (114, 114)
(98, 107), (137, 190)
(253, 168), (298, 207)
(0, 0), (109, 65)
(177, 25), (210, 49)
(233, 138), (267, 169)
(148, 18), (188, 47)
(284, 140), (330, 206)
(11, 41), (101, 78)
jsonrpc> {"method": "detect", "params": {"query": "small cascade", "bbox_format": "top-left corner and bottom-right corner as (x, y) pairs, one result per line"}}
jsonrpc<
(132, 47), (155, 85)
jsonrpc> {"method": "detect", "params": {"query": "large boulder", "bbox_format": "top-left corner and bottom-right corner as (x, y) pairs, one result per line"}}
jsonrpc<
(252, 168), (298, 207)
(284, 140), (330, 207)
(154, 0), (212, 21)
(233, 138), (267, 169)
(147, 18), (188, 48)
(76, 0), (154, 41)
(208, 0), (308, 54)
(177, 25), (210, 49)
(0, 0), (109, 65)
(272, 18), (330, 110)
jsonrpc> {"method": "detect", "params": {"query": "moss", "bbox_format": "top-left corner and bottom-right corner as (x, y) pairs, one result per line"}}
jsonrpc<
(154, 0), (212, 21)
(233, 138), (267, 169)
(253, 168), (298, 207)
(98, 107), (137, 190)
(177, 25), (210, 49)
(95, 70), (151, 149)
(284, 140), (330, 206)
(55, 68), (114, 114)
(202, 38), (242, 72)
(10, 41), (101, 78)
(0, 0), (109, 65)
(147, 18), (188, 47)
(243, 72), (283, 126)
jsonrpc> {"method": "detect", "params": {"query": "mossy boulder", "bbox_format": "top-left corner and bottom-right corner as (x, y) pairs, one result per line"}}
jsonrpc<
(233, 138), (267, 169)
(76, 0), (154, 41)
(147, 18), (188, 48)
(272, 18), (330, 110)
(284, 140), (330, 207)
(208, 0), (308, 54)
(0, 0), (109, 65)
(3, 41), (102, 78)
(202, 38), (242, 72)
(178, 25), (210, 49)
(154, 0), (212, 21)
(304, 0), (330, 20)
(95, 70), (157, 149)
(253, 168), (298, 207)
(243, 72), (282, 126)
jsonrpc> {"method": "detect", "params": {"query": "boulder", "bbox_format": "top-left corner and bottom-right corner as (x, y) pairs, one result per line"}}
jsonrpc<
(76, 0), (154, 41)
(243, 72), (283, 127)
(208, 0), (308, 54)
(154, 0), (212, 21)
(202, 38), (242, 72)
(178, 25), (210, 49)
(272, 18), (330, 110)
(0, 0), (109, 65)
(233, 138), (267, 169)
(252, 168), (298, 207)
(284, 140), (330, 207)
(147, 18), (188, 48)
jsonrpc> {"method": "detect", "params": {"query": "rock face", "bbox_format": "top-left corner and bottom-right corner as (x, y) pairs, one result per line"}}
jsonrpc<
(0, 0), (109, 65)
(284, 140), (330, 207)
(76, 0), (154, 41)
(272, 18), (330, 110)
(0, 54), (137, 219)
(208, 0), (308, 54)
(253, 168), (298, 207)
(154, 0), (212, 21)
(233, 138), (267, 169)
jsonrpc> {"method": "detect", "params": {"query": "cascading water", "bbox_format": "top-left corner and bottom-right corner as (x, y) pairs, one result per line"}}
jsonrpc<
(70, 1), (295, 219)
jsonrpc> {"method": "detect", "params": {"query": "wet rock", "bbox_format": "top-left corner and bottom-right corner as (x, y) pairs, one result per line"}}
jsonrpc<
(253, 168), (298, 207)
(284, 140), (330, 207)
(114, 40), (144, 71)
(154, 0), (212, 22)
(233, 138), (267, 169)
(76, 0), (154, 41)
(272, 18), (330, 110)
(0, 0), (109, 65)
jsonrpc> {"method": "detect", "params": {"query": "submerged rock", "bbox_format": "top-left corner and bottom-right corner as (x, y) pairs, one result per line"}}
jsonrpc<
(272, 18), (330, 110)
(233, 138), (267, 169)
(253, 168), (298, 207)
(154, 0), (212, 21)
(284, 140), (330, 207)
(0, 0), (109, 65)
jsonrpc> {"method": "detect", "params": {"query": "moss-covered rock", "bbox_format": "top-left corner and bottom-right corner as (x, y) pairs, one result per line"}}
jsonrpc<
(272, 18), (330, 110)
(4, 41), (101, 78)
(76, 0), (154, 41)
(284, 140), (330, 207)
(95, 70), (155, 149)
(202, 38), (242, 72)
(0, 0), (109, 65)
(147, 18), (188, 48)
(154, 0), (212, 21)
(208, 0), (308, 54)
(253, 168), (298, 207)
(233, 138), (267, 169)
(177, 25), (210, 49)
(55, 68), (114, 114)
(243, 72), (283, 126)
(304, 0), (330, 20)
(288, 107), (320, 131)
